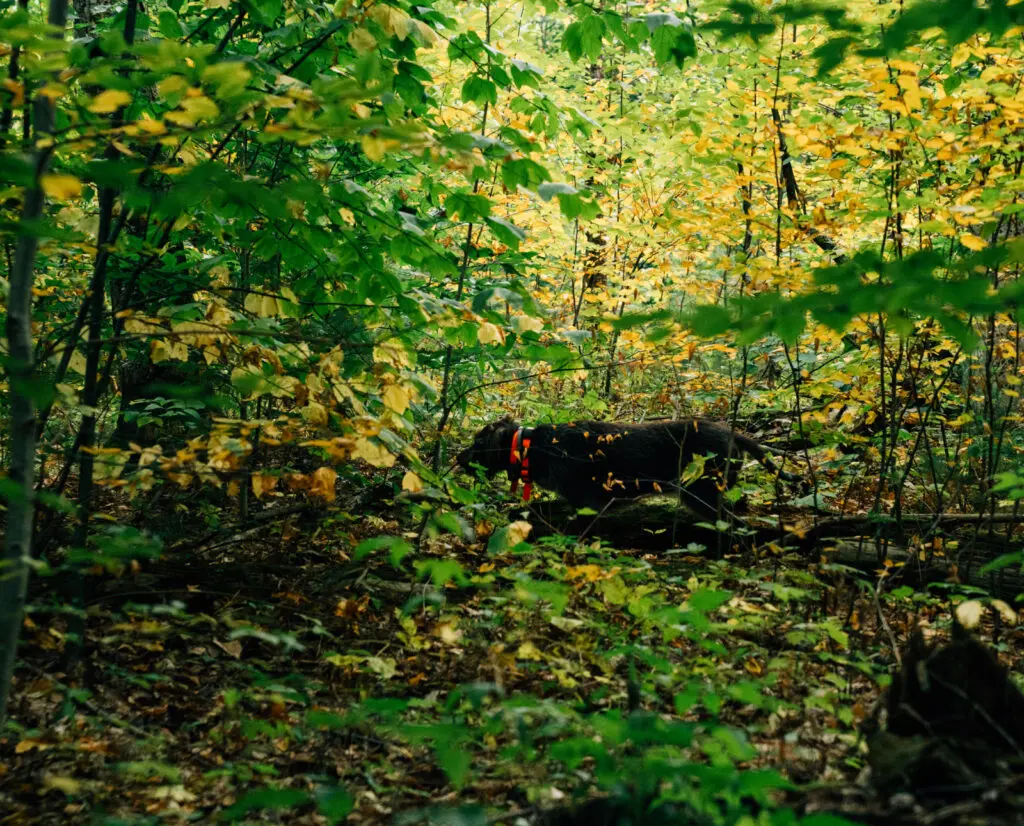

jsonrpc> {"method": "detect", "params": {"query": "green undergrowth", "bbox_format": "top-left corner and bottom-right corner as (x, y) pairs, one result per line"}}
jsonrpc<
(4, 489), (966, 825)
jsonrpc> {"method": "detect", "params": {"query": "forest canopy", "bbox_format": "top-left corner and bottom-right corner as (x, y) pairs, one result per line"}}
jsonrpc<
(2, 0), (1024, 823)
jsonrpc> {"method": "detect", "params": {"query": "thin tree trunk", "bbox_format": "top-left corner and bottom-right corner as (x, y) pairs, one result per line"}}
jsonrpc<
(431, 0), (491, 474)
(64, 0), (139, 671)
(0, 0), (30, 149)
(0, 0), (70, 724)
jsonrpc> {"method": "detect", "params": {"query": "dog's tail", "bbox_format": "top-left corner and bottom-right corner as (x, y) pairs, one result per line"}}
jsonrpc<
(731, 432), (806, 488)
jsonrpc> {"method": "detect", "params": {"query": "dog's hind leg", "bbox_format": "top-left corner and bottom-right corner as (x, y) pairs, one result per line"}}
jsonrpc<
(678, 478), (729, 522)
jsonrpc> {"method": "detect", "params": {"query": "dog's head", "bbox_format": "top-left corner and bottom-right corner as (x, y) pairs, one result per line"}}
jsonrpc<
(456, 416), (519, 477)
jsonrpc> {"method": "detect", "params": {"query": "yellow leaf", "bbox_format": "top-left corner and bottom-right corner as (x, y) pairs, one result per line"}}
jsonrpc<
(402, 471), (423, 492)
(347, 27), (377, 52)
(251, 474), (278, 499)
(37, 82), (64, 102)
(373, 341), (410, 368)
(263, 94), (295, 110)
(16, 738), (50, 754)
(213, 639), (242, 659)
(301, 401), (329, 427)
(92, 446), (128, 481)
(88, 88), (131, 113)
(566, 564), (603, 582)
(991, 599), (1017, 624)
(896, 75), (922, 110)
(244, 292), (280, 317)
(310, 466), (338, 501)
(172, 320), (218, 346)
(3, 78), (23, 106)
(351, 103), (372, 119)
(201, 61), (252, 96)
(888, 59), (919, 74)
(351, 437), (396, 468)
(370, 4), (412, 38)
(361, 133), (388, 161)
(40, 174), (82, 200)
(150, 338), (188, 363)
(41, 774), (82, 795)
(382, 384), (410, 413)
(477, 322), (505, 345)
(507, 520), (532, 545)
(205, 0), (230, 7)
(438, 622), (462, 644)
(517, 641), (543, 661)
(156, 75), (188, 99)
(960, 233), (986, 251)
(950, 45), (971, 67)
(66, 350), (88, 375)
(512, 315), (543, 334)
(339, 207), (356, 225)
(165, 94), (219, 127)
(122, 314), (160, 334)
(412, 19), (439, 44)
(955, 599), (984, 629)
(269, 375), (300, 399)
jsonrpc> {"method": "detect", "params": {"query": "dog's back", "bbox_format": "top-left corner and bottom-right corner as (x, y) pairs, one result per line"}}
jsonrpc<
(458, 417), (797, 517)
(525, 419), (756, 512)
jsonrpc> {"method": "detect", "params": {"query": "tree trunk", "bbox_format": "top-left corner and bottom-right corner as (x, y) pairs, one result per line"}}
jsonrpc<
(0, 0), (70, 723)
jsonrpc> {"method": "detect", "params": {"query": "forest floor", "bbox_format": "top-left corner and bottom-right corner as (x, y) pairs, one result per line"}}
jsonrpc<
(2, 474), (1020, 825)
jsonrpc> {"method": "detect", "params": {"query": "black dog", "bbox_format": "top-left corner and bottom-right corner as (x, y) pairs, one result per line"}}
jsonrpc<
(456, 416), (802, 518)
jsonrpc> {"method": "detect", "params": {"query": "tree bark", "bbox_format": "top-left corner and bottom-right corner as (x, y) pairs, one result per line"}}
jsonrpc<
(0, 0), (70, 723)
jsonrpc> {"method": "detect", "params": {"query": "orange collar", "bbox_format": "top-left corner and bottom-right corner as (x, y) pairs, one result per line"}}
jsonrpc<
(509, 427), (532, 501)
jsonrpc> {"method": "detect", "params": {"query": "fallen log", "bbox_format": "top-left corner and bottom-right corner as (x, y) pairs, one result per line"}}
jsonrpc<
(521, 499), (1024, 597)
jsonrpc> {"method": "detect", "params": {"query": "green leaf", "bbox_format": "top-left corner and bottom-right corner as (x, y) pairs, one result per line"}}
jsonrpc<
(510, 58), (543, 87)
(490, 64), (511, 89)
(354, 536), (413, 567)
(684, 303), (732, 337)
(813, 35), (854, 76)
(486, 524), (532, 554)
(537, 182), (577, 201)
(246, 0), (282, 26)
(157, 10), (183, 37)
(643, 12), (684, 32)
(979, 550), (1024, 575)
(562, 21), (583, 61)
(485, 215), (526, 249)
(416, 559), (469, 588)
(651, 24), (696, 68)
(688, 588), (730, 613)
(581, 13), (606, 59)
(435, 737), (472, 789)
(502, 157), (551, 189)
(799, 815), (863, 826)
(426, 510), (472, 540)
(395, 69), (426, 105)
(514, 574), (570, 614)
(823, 620), (849, 649)
(221, 788), (308, 822)
(607, 309), (673, 331)
(471, 286), (525, 313)
(446, 192), (491, 221)
(461, 75), (497, 106)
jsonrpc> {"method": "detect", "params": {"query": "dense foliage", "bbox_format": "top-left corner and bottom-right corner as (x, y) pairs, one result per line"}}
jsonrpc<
(2, 0), (1024, 822)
